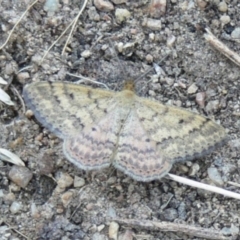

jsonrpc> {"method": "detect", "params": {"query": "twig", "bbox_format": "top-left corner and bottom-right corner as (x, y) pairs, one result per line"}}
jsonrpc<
(4, 221), (29, 239)
(40, 0), (88, 63)
(204, 28), (240, 67)
(66, 72), (109, 89)
(167, 173), (240, 200)
(0, 0), (39, 50)
(61, 0), (88, 55)
(10, 85), (26, 113)
(227, 181), (240, 188)
(112, 218), (231, 240)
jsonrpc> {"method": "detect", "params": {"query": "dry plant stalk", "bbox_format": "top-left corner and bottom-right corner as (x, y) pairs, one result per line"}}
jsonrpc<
(204, 28), (240, 67)
(113, 218), (232, 240)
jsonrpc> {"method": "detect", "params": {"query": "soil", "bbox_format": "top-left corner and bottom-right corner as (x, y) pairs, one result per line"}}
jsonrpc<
(0, 0), (240, 240)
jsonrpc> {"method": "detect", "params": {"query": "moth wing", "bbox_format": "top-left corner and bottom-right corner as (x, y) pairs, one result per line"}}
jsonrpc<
(23, 81), (116, 138)
(63, 105), (128, 170)
(114, 109), (172, 182)
(134, 96), (227, 163)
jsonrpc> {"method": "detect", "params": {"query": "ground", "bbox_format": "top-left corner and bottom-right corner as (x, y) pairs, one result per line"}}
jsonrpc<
(0, 0), (240, 240)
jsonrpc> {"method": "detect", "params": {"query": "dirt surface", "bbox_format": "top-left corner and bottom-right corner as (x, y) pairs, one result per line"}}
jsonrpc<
(0, 0), (240, 239)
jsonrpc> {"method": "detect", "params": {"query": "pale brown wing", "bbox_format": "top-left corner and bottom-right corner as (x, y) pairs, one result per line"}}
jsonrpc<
(114, 109), (172, 182)
(63, 105), (130, 170)
(23, 81), (116, 138)
(134, 96), (227, 163)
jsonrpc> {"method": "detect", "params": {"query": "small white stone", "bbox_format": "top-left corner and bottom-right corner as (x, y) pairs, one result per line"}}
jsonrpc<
(218, 1), (228, 12)
(44, 0), (59, 16)
(187, 83), (198, 94)
(149, 33), (155, 41)
(57, 172), (73, 189)
(208, 167), (224, 186)
(164, 77), (174, 86)
(117, 42), (124, 53)
(148, 0), (166, 18)
(97, 224), (105, 232)
(196, 0), (208, 10)
(10, 201), (22, 214)
(109, 222), (119, 240)
(145, 54), (153, 63)
(196, 92), (206, 108)
(142, 18), (162, 31)
(189, 163), (200, 176)
(81, 50), (92, 58)
(115, 8), (131, 23)
(220, 15), (230, 25)
(94, 0), (114, 12)
(73, 176), (85, 188)
(61, 190), (75, 207)
(8, 166), (33, 188)
(231, 27), (240, 40)
(167, 35), (176, 47)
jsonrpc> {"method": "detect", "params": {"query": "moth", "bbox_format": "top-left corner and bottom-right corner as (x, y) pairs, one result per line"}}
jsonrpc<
(23, 80), (227, 181)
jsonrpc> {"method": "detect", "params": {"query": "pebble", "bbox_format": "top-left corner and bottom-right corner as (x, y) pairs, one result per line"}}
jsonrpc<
(61, 190), (74, 207)
(196, 0), (208, 10)
(176, 79), (187, 89)
(207, 167), (224, 186)
(107, 206), (117, 218)
(94, 0), (114, 12)
(149, 32), (155, 41)
(10, 201), (22, 214)
(178, 202), (187, 220)
(44, 0), (59, 16)
(206, 85), (218, 97)
(121, 42), (135, 56)
(220, 15), (230, 25)
(231, 27), (240, 40)
(195, 92), (206, 108)
(57, 172), (73, 189)
(31, 202), (40, 218)
(88, 7), (100, 21)
(229, 138), (240, 149)
(189, 163), (200, 176)
(4, 61), (18, 75)
(25, 109), (34, 118)
(17, 72), (30, 84)
(221, 224), (239, 236)
(117, 42), (124, 53)
(81, 50), (92, 58)
(205, 100), (220, 112)
(92, 233), (107, 240)
(161, 208), (178, 221)
(115, 8), (131, 23)
(167, 35), (176, 47)
(97, 224), (105, 232)
(142, 18), (162, 31)
(3, 192), (16, 203)
(148, 0), (166, 18)
(37, 152), (55, 175)
(187, 83), (198, 94)
(218, 1), (228, 12)
(148, 90), (156, 97)
(118, 229), (133, 240)
(164, 77), (174, 86)
(106, 176), (117, 185)
(109, 222), (119, 240)
(73, 176), (85, 188)
(178, 164), (189, 173)
(8, 166), (33, 188)
(145, 54), (154, 63)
